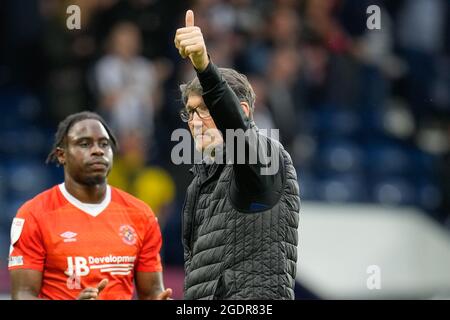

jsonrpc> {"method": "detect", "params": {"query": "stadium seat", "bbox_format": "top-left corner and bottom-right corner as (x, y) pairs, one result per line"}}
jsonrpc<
(371, 177), (415, 206)
(310, 107), (362, 138)
(365, 143), (413, 176)
(318, 173), (368, 203)
(297, 169), (319, 201)
(317, 139), (364, 174)
(5, 161), (52, 200)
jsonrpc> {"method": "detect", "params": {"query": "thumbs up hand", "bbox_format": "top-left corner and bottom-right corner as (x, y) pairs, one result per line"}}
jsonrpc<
(174, 10), (209, 72)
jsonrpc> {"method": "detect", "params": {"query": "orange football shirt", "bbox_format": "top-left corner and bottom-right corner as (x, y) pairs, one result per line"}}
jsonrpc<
(8, 184), (163, 300)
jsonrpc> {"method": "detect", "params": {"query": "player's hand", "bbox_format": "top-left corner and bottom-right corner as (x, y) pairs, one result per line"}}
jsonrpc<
(155, 288), (173, 300)
(77, 278), (108, 300)
(174, 10), (209, 72)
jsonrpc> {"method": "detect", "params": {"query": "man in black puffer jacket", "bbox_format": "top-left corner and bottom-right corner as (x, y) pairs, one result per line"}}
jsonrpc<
(174, 10), (300, 300)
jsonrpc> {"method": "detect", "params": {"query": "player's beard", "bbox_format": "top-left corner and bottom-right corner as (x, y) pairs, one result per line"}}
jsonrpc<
(83, 174), (107, 186)
(81, 167), (110, 186)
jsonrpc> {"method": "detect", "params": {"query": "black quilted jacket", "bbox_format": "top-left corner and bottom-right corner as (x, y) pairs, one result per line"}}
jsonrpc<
(181, 62), (300, 300)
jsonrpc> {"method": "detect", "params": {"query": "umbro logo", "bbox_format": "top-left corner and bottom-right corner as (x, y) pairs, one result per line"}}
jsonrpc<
(60, 231), (77, 243)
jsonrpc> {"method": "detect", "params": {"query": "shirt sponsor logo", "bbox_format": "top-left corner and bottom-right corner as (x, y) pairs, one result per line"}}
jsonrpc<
(60, 231), (77, 242)
(8, 256), (23, 267)
(119, 225), (137, 246)
(65, 255), (136, 286)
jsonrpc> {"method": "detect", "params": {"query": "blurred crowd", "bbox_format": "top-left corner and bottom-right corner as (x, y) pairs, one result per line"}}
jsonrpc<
(1, 0), (450, 294)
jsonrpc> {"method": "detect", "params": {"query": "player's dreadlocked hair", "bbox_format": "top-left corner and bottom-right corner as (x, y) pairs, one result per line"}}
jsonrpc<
(46, 111), (119, 166)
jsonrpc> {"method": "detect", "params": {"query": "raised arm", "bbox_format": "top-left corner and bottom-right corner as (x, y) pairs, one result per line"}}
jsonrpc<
(174, 10), (283, 212)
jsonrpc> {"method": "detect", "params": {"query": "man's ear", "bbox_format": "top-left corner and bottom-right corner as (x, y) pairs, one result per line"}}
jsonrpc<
(55, 147), (66, 166)
(240, 102), (251, 118)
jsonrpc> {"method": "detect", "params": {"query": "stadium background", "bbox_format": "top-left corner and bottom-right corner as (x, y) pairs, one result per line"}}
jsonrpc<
(0, 0), (449, 299)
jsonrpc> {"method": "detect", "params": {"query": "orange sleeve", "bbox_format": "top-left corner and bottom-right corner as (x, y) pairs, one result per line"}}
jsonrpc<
(8, 207), (46, 272)
(135, 213), (163, 273)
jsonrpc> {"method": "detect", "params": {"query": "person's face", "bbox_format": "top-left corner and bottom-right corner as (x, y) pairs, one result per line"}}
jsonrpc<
(186, 95), (223, 152)
(57, 119), (113, 186)
(112, 25), (141, 59)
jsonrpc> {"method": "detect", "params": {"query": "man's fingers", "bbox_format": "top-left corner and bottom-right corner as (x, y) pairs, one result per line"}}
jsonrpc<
(175, 41), (187, 58)
(180, 37), (203, 48)
(179, 49), (188, 59)
(176, 32), (201, 42)
(175, 32), (202, 50)
(97, 278), (109, 293)
(156, 288), (173, 300)
(175, 28), (197, 48)
(185, 10), (194, 27)
(176, 35), (203, 59)
(83, 293), (98, 299)
(184, 44), (204, 56)
(175, 26), (200, 36)
(78, 291), (99, 300)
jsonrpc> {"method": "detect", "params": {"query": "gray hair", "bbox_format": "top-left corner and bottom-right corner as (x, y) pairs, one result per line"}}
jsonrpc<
(179, 67), (256, 118)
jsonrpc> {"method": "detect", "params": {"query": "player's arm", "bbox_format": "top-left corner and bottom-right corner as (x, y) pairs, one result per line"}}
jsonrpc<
(9, 211), (46, 300)
(135, 271), (172, 300)
(10, 269), (44, 300)
(134, 211), (172, 300)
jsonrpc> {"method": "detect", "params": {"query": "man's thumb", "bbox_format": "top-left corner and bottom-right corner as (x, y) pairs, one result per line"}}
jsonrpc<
(185, 10), (194, 27)
(97, 278), (109, 293)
